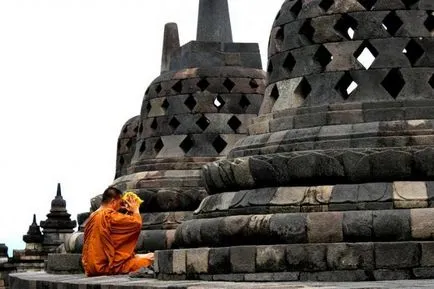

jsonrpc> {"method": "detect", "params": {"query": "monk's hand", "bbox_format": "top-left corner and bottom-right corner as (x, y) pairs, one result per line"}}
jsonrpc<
(125, 197), (140, 213)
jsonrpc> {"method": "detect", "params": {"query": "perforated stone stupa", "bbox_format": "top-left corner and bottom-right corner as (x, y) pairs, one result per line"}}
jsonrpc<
(70, 0), (266, 254)
(155, 0), (434, 282)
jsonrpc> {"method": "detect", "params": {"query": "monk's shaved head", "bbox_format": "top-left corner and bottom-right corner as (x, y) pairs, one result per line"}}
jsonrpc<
(102, 187), (122, 204)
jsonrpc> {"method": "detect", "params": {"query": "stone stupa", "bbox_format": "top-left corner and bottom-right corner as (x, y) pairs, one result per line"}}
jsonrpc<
(68, 0), (266, 254)
(155, 0), (434, 282)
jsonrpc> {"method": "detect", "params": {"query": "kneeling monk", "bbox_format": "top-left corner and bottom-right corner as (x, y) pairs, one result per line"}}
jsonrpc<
(82, 187), (154, 276)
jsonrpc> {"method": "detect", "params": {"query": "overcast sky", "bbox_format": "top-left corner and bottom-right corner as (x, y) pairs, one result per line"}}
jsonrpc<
(0, 0), (283, 254)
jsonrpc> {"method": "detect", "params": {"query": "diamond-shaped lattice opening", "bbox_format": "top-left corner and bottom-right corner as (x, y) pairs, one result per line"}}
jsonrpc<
(314, 45), (333, 68)
(381, 68), (405, 99)
(122, 126), (128, 134)
(429, 74), (434, 89)
(403, 39), (425, 66)
(145, 87), (150, 95)
(146, 102), (152, 113)
(154, 138), (164, 154)
(126, 139), (132, 149)
(425, 12), (434, 32)
(354, 40), (379, 70)
(239, 95), (251, 110)
(155, 84), (162, 94)
(179, 135), (194, 154)
(169, 117), (180, 130)
(290, 0), (302, 18)
(382, 11), (403, 36)
(117, 139), (121, 150)
(401, 0), (419, 9)
(319, 0), (334, 11)
(227, 116), (242, 132)
(172, 80), (183, 93)
(119, 156), (125, 166)
(283, 52), (296, 73)
(334, 14), (358, 40)
(335, 72), (358, 99)
(214, 95), (225, 111)
(133, 126), (139, 133)
(196, 115), (210, 131)
(161, 99), (169, 110)
(275, 26), (284, 44)
(270, 84), (280, 100)
(197, 78), (210, 91)
(139, 141), (146, 153)
(249, 79), (259, 89)
(184, 94), (197, 111)
(299, 19), (315, 44)
(223, 78), (236, 92)
(294, 77), (312, 100)
(151, 118), (158, 130)
(139, 124), (144, 134)
(212, 135), (227, 154)
(267, 61), (273, 74)
(357, 0), (377, 10)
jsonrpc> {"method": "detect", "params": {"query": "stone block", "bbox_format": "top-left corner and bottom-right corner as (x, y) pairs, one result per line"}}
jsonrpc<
(300, 270), (370, 282)
(411, 209), (434, 240)
(421, 243), (434, 267)
(375, 242), (420, 269)
(358, 182), (393, 202)
(343, 211), (373, 242)
(269, 213), (307, 244)
(393, 182), (428, 209)
(256, 245), (287, 272)
(172, 249), (186, 275)
(244, 272), (300, 281)
(186, 248), (209, 275)
(307, 212), (343, 243)
(230, 246), (256, 273)
(212, 273), (244, 281)
(46, 254), (83, 274)
(329, 184), (358, 203)
(208, 247), (230, 274)
(156, 250), (173, 274)
(286, 244), (327, 272)
(413, 267), (434, 279)
(373, 269), (412, 280)
(373, 210), (411, 241)
(326, 243), (374, 270)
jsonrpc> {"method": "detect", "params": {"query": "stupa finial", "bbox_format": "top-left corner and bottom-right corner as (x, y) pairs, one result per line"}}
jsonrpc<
(196, 0), (233, 42)
(161, 23), (180, 74)
(56, 183), (61, 197)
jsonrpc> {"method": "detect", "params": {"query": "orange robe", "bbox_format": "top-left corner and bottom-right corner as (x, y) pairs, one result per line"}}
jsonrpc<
(82, 207), (152, 276)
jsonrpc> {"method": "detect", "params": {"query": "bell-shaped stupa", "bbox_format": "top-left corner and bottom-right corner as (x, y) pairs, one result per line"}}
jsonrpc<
(156, 0), (434, 282)
(72, 0), (266, 253)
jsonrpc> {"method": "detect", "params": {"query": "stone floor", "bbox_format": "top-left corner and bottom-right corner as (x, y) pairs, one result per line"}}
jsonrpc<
(9, 272), (434, 289)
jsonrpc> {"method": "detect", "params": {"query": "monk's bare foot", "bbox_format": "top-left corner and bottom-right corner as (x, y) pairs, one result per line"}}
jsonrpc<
(129, 266), (155, 278)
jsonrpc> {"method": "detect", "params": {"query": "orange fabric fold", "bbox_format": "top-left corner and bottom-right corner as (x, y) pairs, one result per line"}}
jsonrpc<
(82, 207), (153, 276)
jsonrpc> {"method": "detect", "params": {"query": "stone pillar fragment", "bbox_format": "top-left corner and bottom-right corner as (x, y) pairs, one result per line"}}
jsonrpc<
(197, 0), (233, 42)
(161, 23), (180, 74)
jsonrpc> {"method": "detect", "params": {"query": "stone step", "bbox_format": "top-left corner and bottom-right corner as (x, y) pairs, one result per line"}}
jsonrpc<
(155, 241), (434, 282)
(10, 271), (434, 289)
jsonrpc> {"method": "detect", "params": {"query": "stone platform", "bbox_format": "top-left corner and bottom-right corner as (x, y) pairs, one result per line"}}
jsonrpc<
(9, 272), (434, 289)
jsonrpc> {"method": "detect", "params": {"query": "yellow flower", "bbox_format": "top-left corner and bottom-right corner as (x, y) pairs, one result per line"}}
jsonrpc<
(122, 191), (143, 204)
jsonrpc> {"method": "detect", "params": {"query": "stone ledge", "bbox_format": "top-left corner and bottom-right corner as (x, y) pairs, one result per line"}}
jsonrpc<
(156, 241), (434, 280)
(10, 271), (434, 289)
(175, 209), (434, 247)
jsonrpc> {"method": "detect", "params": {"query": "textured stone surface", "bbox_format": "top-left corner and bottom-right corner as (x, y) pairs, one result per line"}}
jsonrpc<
(13, 272), (434, 288)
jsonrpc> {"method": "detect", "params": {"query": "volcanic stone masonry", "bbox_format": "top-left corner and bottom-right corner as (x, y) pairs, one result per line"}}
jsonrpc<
(66, 0), (266, 254)
(155, 0), (434, 282)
